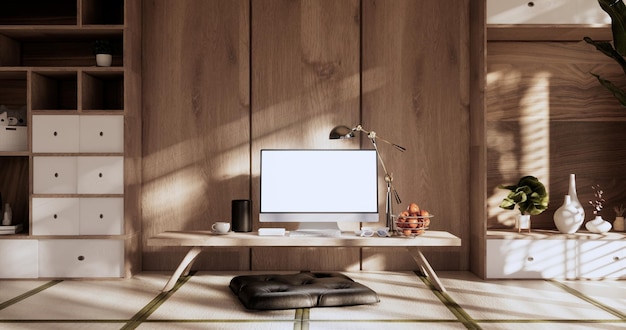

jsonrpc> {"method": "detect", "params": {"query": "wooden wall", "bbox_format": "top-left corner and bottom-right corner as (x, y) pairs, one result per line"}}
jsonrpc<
(486, 35), (626, 230)
(142, 0), (471, 271)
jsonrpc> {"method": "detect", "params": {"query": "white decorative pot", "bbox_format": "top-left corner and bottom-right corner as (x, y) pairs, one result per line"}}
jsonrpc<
(585, 215), (612, 234)
(96, 54), (112, 67)
(517, 214), (531, 232)
(553, 195), (584, 234)
(614, 216), (625, 232)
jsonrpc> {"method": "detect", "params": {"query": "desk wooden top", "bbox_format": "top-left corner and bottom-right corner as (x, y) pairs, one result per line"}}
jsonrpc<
(148, 230), (462, 248)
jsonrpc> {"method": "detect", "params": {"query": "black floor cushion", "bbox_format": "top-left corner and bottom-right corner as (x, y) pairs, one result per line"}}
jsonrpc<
(229, 271), (380, 310)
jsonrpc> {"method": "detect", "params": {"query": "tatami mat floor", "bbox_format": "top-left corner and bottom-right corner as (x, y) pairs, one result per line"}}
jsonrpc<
(0, 271), (624, 329)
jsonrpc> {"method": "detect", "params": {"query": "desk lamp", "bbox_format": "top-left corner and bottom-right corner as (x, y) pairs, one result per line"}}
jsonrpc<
(329, 125), (405, 229)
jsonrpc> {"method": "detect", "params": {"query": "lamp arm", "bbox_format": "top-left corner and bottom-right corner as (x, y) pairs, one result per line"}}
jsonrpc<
(354, 125), (406, 152)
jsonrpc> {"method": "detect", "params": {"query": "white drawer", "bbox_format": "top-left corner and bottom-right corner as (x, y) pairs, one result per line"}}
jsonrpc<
(33, 157), (78, 194)
(79, 198), (124, 235)
(38, 239), (124, 278)
(79, 116), (124, 152)
(32, 115), (80, 153)
(578, 241), (626, 279)
(0, 240), (38, 278)
(77, 156), (124, 194)
(32, 198), (80, 235)
(487, 0), (610, 25)
(486, 239), (573, 279)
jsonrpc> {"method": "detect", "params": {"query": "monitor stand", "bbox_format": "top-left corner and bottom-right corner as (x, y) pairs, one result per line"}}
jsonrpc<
(288, 222), (342, 237)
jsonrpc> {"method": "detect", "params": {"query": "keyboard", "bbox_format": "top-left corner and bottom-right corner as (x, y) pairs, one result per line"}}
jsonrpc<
(288, 229), (342, 237)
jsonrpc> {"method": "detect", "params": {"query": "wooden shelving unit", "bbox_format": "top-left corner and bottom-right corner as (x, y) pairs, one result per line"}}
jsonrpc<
(0, 0), (141, 279)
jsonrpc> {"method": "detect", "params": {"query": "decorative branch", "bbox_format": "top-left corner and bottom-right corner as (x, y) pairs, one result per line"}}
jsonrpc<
(588, 184), (605, 215)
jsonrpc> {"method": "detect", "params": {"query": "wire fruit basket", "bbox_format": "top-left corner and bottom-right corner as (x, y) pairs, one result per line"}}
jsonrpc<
(392, 214), (433, 237)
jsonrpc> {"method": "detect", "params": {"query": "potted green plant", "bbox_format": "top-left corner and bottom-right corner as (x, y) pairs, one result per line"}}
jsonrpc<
(93, 40), (113, 67)
(584, 0), (626, 106)
(498, 176), (549, 232)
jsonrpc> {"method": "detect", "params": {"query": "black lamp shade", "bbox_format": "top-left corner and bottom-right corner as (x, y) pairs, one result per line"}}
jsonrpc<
(329, 125), (354, 139)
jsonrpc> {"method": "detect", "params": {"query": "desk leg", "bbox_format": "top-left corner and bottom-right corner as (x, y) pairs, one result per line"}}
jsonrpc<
(161, 246), (204, 292)
(406, 247), (447, 292)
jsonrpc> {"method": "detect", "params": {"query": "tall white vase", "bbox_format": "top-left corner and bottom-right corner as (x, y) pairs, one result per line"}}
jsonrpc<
(567, 174), (585, 222)
(553, 195), (584, 234)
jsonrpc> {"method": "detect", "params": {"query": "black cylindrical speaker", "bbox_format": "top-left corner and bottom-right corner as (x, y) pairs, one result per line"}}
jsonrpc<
(231, 199), (251, 232)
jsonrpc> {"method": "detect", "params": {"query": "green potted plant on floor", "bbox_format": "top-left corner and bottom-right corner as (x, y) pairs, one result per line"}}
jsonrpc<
(93, 40), (113, 67)
(499, 176), (549, 232)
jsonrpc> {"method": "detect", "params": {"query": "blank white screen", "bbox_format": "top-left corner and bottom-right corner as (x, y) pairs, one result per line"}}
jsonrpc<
(260, 150), (378, 213)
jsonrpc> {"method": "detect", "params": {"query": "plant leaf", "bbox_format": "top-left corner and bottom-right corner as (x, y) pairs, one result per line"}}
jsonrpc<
(583, 37), (626, 75)
(591, 73), (626, 107)
(599, 0), (626, 56)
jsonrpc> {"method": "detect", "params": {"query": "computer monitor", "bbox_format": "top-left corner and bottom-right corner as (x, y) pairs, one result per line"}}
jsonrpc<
(259, 149), (379, 232)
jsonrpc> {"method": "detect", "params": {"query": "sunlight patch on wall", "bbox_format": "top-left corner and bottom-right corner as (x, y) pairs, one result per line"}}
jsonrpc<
(489, 71), (551, 226)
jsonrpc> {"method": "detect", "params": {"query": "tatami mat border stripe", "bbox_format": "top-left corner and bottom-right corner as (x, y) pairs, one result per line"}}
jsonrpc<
(120, 271), (197, 330)
(416, 271), (481, 330)
(548, 280), (626, 320)
(0, 280), (62, 311)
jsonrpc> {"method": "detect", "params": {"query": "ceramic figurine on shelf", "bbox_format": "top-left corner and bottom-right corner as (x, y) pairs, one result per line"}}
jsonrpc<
(585, 184), (612, 233)
(2, 203), (11, 226)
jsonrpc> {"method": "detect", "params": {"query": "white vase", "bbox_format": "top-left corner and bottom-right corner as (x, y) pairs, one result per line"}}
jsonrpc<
(613, 216), (624, 232)
(517, 214), (531, 232)
(567, 174), (585, 221)
(96, 54), (112, 67)
(553, 195), (584, 234)
(585, 215), (612, 233)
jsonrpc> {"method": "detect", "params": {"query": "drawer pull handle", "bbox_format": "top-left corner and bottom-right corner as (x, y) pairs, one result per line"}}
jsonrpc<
(99, 173), (103, 178)
(54, 173), (59, 178)
(99, 131), (104, 136)
(614, 256), (620, 261)
(53, 131), (58, 136)
(527, 2), (535, 7)
(527, 257), (534, 262)
(53, 214), (57, 219)
(99, 214), (104, 219)
(78, 256), (85, 261)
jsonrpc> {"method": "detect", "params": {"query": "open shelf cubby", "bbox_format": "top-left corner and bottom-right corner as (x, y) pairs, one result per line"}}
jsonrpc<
(0, 71), (27, 110)
(0, 0), (77, 26)
(31, 71), (77, 111)
(82, 71), (124, 111)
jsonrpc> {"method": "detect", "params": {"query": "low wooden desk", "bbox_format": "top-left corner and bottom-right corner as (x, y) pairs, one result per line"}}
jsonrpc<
(148, 230), (461, 292)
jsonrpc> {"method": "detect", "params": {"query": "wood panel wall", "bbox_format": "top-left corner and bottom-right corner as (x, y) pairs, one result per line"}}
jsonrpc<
(142, 0), (471, 272)
(142, 0), (251, 270)
(486, 39), (626, 230)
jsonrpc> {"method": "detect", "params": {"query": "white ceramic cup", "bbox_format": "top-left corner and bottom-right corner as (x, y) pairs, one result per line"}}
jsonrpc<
(212, 221), (230, 233)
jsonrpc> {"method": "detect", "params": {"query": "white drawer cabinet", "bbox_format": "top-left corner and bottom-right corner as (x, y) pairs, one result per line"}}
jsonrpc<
(80, 198), (124, 235)
(32, 115), (80, 153)
(79, 115), (124, 152)
(33, 156), (123, 194)
(38, 239), (124, 278)
(33, 157), (78, 194)
(487, 0), (610, 25)
(0, 240), (38, 278)
(487, 239), (573, 279)
(32, 198), (80, 235)
(77, 156), (124, 194)
(578, 240), (626, 279)
(32, 115), (123, 153)
(33, 198), (124, 235)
